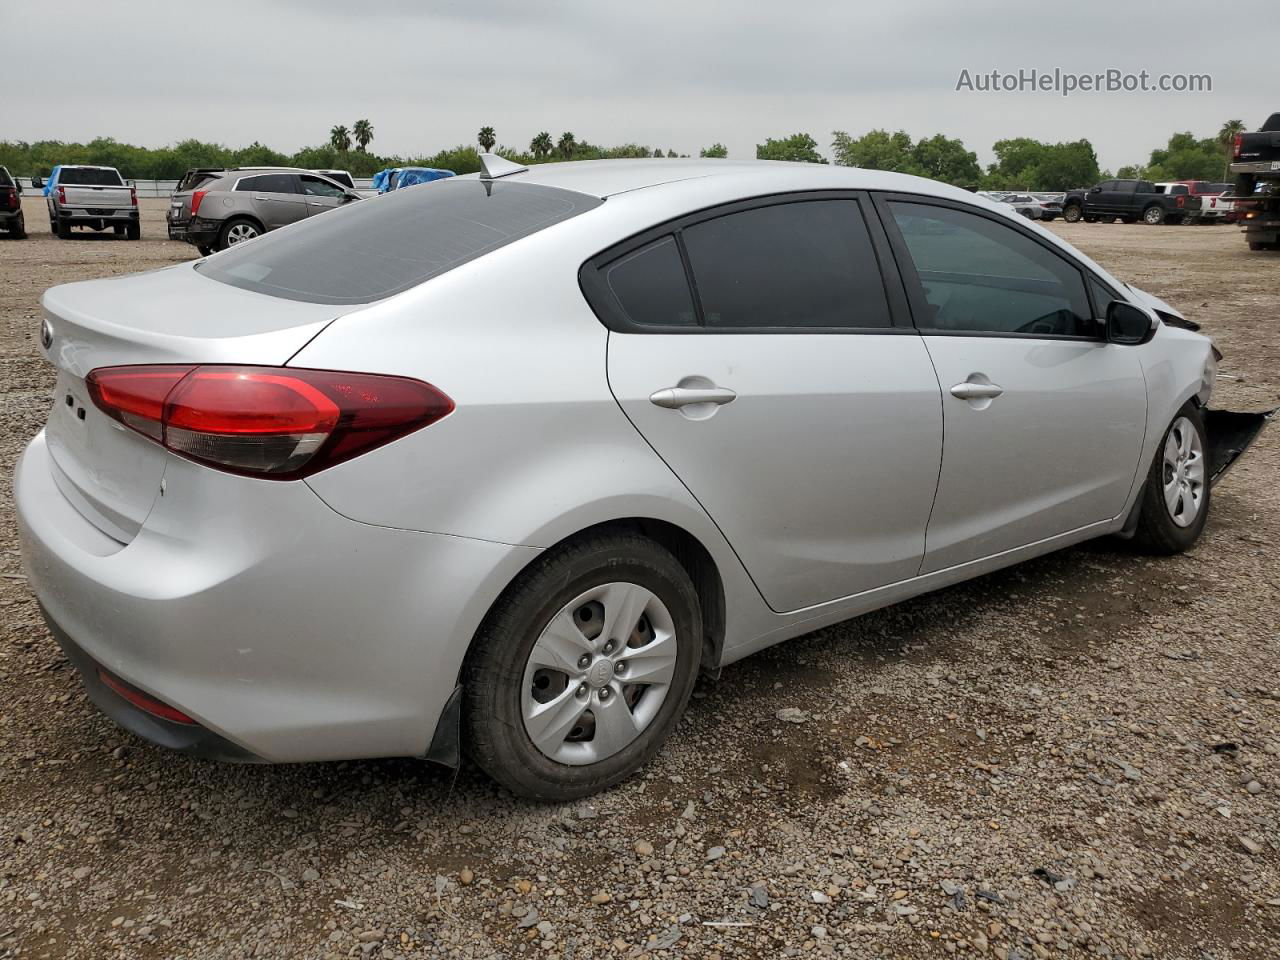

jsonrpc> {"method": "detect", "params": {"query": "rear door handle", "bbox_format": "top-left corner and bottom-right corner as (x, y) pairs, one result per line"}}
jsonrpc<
(649, 386), (737, 409)
(950, 381), (1004, 400)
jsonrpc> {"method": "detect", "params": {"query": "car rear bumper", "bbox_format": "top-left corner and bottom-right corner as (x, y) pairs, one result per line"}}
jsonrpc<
(57, 208), (138, 225)
(15, 429), (539, 763)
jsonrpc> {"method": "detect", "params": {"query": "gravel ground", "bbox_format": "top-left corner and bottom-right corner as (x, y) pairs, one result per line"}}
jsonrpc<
(1, 201), (1277, 960)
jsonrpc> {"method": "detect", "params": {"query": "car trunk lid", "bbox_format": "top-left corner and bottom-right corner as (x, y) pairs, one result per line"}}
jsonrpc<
(40, 264), (361, 543)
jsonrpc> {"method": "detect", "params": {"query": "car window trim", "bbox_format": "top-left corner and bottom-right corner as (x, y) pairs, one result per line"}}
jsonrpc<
(579, 189), (916, 335)
(869, 190), (1105, 343)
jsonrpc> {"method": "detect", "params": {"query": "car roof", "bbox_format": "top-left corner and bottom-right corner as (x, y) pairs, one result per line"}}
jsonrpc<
(460, 158), (984, 204)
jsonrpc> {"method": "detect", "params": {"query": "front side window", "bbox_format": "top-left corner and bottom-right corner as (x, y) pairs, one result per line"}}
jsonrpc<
(888, 201), (1093, 338)
(235, 174), (296, 194)
(681, 199), (892, 329)
(300, 175), (346, 199)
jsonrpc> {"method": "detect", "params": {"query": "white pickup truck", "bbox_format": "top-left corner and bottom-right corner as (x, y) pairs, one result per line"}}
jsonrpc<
(34, 165), (139, 240)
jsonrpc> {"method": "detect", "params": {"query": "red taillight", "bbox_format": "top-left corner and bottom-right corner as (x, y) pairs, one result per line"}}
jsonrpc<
(97, 668), (196, 725)
(57, 185), (66, 205)
(190, 189), (206, 217)
(1233, 133), (1243, 159)
(85, 365), (453, 479)
(130, 186), (137, 206)
(4, 187), (15, 210)
(1177, 195), (1185, 208)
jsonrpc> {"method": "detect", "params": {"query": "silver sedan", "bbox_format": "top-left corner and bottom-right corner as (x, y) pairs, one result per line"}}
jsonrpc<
(17, 157), (1228, 799)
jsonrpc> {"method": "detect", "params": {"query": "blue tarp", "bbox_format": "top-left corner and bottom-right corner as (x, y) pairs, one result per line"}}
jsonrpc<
(42, 165), (62, 195)
(372, 167), (455, 194)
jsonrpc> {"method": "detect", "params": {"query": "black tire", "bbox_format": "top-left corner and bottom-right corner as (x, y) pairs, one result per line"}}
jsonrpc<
(1121, 216), (1137, 224)
(217, 217), (261, 251)
(1248, 242), (1264, 251)
(464, 533), (702, 801)
(1040, 214), (1056, 222)
(1140, 206), (1164, 225)
(1083, 215), (1097, 223)
(197, 244), (214, 256)
(1062, 204), (1083, 223)
(56, 219), (70, 239)
(1019, 209), (1034, 219)
(126, 222), (140, 241)
(8, 214), (24, 239)
(1132, 403), (1210, 555)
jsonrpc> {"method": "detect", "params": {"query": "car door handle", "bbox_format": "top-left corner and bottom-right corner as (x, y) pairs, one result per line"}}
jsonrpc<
(950, 381), (1004, 400)
(649, 386), (737, 409)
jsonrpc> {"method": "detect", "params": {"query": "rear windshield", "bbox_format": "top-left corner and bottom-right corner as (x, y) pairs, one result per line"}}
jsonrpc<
(59, 168), (124, 186)
(197, 179), (602, 304)
(178, 170), (221, 191)
(0, 168), (12, 187)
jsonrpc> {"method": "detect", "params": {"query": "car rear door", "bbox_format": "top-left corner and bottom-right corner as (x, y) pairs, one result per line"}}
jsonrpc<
(875, 194), (1147, 573)
(236, 173), (308, 230)
(596, 193), (944, 613)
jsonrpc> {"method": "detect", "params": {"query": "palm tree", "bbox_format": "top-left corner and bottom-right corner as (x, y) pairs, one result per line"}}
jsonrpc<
(1218, 119), (1246, 179)
(530, 131), (553, 158)
(329, 125), (351, 152)
(557, 131), (576, 160)
(352, 119), (374, 153)
(478, 126), (496, 152)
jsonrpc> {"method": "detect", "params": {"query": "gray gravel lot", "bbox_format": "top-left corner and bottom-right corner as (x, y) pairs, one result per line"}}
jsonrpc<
(1, 200), (1277, 959)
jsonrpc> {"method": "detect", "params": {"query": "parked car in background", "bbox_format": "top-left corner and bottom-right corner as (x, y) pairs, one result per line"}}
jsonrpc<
(1158, 181), (1236, 223)
(1062, 179), (1200, 225)
(1231, 113), (1280, 198)
(183, 169), (362, 252)
(17, 156), (1238, 800)
(168, 168), (228, 244)
(33, 165), (139, 239)
(1002, 193), (1062, 221)
(0, 165), (25, 238)
(372, 166), (455, 193)
(314, 169), (355, 190)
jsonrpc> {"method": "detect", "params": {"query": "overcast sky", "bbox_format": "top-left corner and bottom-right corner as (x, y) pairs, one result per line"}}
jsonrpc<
(3, 0), (1276, 171)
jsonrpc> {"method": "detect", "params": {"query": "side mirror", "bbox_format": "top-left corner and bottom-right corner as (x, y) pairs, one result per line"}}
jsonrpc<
(1090, 186), (1102, 194)
(1107, 301), (1157, 345)
(30, 176), (43, 189)
(15, 182), (22, 194)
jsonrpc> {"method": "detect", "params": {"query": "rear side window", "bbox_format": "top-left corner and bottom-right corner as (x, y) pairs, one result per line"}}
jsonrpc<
(606, 238), (697, 327)
(58, 168), (124, 186)
(0, 168), (12, 187)
(199, 180), (602, 304)
(682, 200), (891, 329)
(236, 174), (296, 193)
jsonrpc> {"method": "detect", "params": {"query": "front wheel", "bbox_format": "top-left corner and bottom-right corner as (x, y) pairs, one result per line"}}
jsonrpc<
(1062, 204), (1082, 223)
(1132, 404), (1210, 554)
(1142, 205), (1165, 225)
(464, 533), (702, 800)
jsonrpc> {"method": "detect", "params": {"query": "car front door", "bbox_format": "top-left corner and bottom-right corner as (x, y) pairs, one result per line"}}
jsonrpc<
(595, 194), (944, 613)
(876, 195), (1147, 573)
(236, 173), (308, 230)
(299, 174), (350, 218)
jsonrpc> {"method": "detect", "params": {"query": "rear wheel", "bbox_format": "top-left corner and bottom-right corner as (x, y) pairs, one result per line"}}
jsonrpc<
(126, 222), (140, 241)
(1142, 205), (1164, 225)
(8, 214), (24, 239)
(218, 218), (260, 251)
(1132, 403), (1210, 554)
(197, 244), (214, 256)
(464, 533), (702, 800)
(56, 220), (70, 239)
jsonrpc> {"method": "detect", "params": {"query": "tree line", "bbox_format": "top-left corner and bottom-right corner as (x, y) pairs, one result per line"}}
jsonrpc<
(0, 120), (1249, 189)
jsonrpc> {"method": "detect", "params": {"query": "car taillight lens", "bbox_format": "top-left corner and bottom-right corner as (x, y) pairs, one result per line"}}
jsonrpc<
(5, 188), (15, 210)
(57, 185), (66, 204)
(85, 365), (453, 479)
(98, 668), (196, 725)
(190, 190), (206, 217)
(1177, 195), (1185, 208)
(1233, 133), (1242, 159)
(130, 187), (137, 206)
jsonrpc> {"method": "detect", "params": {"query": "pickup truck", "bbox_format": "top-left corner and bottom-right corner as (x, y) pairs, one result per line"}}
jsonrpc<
(1231, 114), (1280, 250)
(1060, 178), (1200, 225)
(0, 166), (25, 238)
(33, 165), (139, 239)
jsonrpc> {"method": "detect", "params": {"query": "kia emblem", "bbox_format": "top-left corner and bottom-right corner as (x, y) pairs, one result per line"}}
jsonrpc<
(40, 319), (53, 350)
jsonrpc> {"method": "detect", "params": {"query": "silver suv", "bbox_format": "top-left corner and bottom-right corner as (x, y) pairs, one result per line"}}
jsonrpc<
(184, 170), (361, 253)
